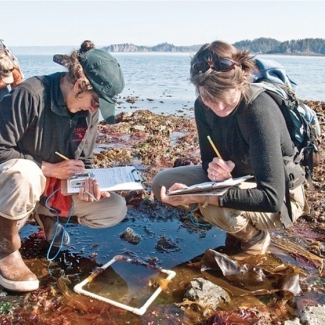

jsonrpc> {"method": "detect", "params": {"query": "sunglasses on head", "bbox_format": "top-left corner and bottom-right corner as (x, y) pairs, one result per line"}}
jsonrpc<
(192, 58), (240, 74)
(0, 68), (14, 74)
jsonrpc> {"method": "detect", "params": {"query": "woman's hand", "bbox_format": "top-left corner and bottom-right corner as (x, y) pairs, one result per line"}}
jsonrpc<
(78, 177), (110, 202)
(160, 183), (205, 207)
(207, 157), (235, 181)
(42, 160), (86, 179)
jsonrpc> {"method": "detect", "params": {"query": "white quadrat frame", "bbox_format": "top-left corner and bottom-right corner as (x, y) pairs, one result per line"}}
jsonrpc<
(73, 255), (176, 316)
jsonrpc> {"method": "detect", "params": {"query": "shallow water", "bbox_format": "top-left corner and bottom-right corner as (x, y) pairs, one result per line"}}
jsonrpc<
(9, 204), (323, 324)
(16, 52), (325, 120)
(21, 205), (223, 272)
(84, 260), (168, 308)
(11, 205), (223, 324)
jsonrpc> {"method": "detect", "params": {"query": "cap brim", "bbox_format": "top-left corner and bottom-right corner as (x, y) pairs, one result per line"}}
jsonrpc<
(99, 97), (116, 124)
(1, 73), (14, 84)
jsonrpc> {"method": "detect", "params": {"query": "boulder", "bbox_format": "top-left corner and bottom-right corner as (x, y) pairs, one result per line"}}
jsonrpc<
(184, 278), (231, 311)
(300, 305), (325, 325)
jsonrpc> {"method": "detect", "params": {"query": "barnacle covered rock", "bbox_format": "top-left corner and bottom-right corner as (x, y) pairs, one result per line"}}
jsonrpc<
(120, 227), (142, 245)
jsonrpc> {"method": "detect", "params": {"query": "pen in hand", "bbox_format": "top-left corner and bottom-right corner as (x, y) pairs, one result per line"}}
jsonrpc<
(55, 151), (70, 161)
(55, 151), (90, 174)
(56, 151), (98, 200)
(207, 136), (232, 178)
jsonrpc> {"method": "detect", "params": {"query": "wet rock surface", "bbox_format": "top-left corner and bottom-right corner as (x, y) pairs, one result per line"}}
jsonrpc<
(183, 278), (231, 311)
(120, 227), (142, 245)
(300, 305), (325, 324)
(155, 235), (181, 253)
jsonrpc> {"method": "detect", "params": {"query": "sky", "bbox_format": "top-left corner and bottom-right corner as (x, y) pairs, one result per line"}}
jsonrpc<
(2, 1), (325, 47)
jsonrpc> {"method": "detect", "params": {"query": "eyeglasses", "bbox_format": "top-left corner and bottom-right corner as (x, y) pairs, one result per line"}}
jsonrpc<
(192, 58), (240, 74)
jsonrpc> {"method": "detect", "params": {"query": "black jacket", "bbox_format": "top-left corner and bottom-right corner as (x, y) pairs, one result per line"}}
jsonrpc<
(195, 91), (296, 213)
(0, 72), (99, 168)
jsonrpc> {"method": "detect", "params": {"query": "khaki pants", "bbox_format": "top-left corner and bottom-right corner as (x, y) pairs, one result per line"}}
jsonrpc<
(0, 159), (127, 228)
(152, 165), (309, 232)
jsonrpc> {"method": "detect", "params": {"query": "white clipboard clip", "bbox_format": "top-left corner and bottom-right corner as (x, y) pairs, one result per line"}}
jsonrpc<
(70, 171), (95, 188)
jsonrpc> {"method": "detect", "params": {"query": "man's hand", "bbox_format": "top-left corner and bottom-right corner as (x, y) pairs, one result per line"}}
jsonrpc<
(78, 177), (110, 202)
(42, 160), (86, 179)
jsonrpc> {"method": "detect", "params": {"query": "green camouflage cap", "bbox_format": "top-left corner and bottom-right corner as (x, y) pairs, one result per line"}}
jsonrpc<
(78, 48), (124, 123)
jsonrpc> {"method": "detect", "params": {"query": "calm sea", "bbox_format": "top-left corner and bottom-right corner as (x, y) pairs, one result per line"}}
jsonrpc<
(16, 52), (325, 118)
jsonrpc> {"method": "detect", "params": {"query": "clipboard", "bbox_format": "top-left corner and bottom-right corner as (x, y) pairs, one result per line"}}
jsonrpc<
(168, 175), (253, 196)
(61, 166), (144, 195)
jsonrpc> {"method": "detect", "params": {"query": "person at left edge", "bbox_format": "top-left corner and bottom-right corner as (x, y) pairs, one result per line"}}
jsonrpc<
(0, 40), (126, 292)
(0, 54), (23, 101)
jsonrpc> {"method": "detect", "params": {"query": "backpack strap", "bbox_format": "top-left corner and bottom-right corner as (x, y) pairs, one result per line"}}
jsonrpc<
(281, 155), (306, 228)
(281, 164), (294, 228)
(246, 84), (266, 104)
(298, 147), (314, 189)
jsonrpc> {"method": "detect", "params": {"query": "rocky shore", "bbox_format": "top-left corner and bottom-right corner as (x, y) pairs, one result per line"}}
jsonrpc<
(0, 102), (324, 324)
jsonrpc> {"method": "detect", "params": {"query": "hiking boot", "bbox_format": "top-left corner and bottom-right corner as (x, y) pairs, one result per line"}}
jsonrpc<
(239, 230), (271, 257)
(0, 216), (39, 292)
(230, 223), (271, 260)
(35, 215), (70, 247)
(0, 251), (39, 292)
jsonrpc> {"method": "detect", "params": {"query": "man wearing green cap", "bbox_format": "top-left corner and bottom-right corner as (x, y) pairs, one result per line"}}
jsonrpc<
(0, 40), (127, 292)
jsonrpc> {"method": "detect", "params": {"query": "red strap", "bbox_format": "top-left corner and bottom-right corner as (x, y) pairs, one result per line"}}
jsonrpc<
(41, 177), (72, 218)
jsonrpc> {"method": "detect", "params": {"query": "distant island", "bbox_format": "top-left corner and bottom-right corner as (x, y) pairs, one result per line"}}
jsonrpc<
(102, 42), (201, 53)
(103, 38), (325, 56)
(233, 37), (325, 56)
(10, 38), (325, 56)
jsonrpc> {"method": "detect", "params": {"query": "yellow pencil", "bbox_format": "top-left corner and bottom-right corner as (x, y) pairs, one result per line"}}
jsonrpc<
(55, 151), (90, 174)
(207, 136), (232, 178)
(207, 136), (223, 160)
(55, 151), (69, 161)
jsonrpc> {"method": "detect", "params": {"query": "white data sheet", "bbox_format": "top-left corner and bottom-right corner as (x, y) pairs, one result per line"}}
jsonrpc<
(64, 166), (143, 194)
